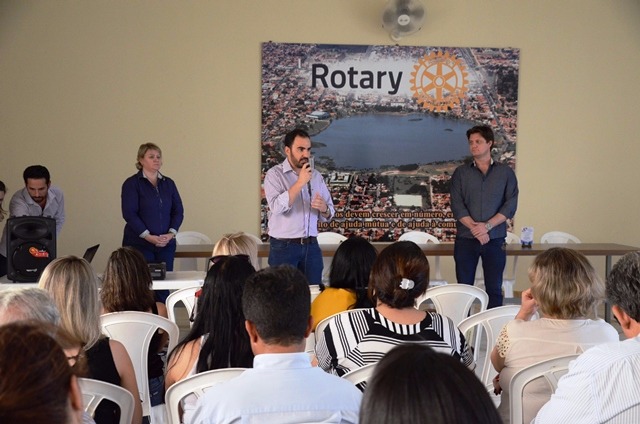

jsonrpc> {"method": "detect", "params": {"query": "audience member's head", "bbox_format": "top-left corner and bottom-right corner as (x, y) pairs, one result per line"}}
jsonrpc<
(169, 255), (256, 372)
(135, 142), (162, 170)
(243, 265), (311, 349)
(101, 246), (155, 312)
(327, 236), (377, 308)
(529, 247), (604, 319)
(368, 241), (430, 309)
(606, 251), (640, 337)
(0, 287), (60, 325)
(212, 232), (259, 270)
(0, 180), (6, 221)
(38, 256), (103, 350)
(360, 344), (501, 424)
(0, 322), (84, 424)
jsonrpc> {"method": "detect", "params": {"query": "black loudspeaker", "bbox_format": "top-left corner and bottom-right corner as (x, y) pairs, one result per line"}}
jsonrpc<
(6, 216), (57, 282)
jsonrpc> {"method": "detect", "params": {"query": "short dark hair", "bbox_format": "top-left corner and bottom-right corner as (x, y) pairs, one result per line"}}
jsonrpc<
(242, 265), (310, 346)
(282, 128), (310, 149)
(466, 125), (495, 144)
(607, 251), (640, 322)
(360, 344), (501, 424)
(23, 165), (51, 184)
(328, 236), (377, 309)
(368, 241), (430, 308)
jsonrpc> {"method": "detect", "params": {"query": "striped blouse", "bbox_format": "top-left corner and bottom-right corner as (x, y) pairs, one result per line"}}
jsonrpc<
(315, 307), (474, 376)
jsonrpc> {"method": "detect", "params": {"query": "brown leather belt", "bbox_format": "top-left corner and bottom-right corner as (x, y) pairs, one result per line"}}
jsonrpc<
(271, 236), (317, 245)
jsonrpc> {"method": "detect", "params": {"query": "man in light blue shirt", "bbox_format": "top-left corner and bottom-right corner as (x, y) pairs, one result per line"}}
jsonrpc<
(189, 266), (362, 424)
(0, 165), (65, 277)
(263, 128), (335, 284)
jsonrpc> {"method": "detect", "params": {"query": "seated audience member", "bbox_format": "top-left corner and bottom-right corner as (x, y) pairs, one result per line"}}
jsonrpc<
(310, 236), (377, 330)
(0, 322), (84, 424)
(39, 256), (143, 424)
(491, 247), (619, 424)
(535, 250), (640, 423)
(316, 241), (473, 376)
(0, 286), (61, 325)
(101, 247), (169, 409)
(190, 266), (362, 424)
(165, 255), (255, 422)
(361, 343), (502, 424)
(211, 232), (260, 270)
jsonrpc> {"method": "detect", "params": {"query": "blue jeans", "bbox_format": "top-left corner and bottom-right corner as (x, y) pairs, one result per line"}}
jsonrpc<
(268, 238), (323, 284)
(454, 237), (506, 308)
(148, 375), (165, 407)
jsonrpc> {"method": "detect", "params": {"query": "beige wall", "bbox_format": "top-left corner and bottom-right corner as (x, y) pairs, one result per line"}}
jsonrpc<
(1, 0), (639, 290)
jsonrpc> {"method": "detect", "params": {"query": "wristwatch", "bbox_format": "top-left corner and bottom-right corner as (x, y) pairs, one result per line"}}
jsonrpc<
(485, 222), (493, 231)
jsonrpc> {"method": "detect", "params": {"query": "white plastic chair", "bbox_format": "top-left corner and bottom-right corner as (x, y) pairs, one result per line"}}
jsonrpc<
(457, 305), (521, 405)
(341, 363), (378, 386)
(176, 231), (212, 271)
(100, 311), (180, 422)
(166, 286), (199, 328)
(509, 354), (579, 424)
(79, 378), (135, 424)
(399, 231), (448, 288)
(540, 231), (581, 244)
(474, 231), (520, 298)
(165, 368), (247, 424)
(417, 284), (489, 328)
(244, 232), (265, 269)
(316, 232), (347, 284)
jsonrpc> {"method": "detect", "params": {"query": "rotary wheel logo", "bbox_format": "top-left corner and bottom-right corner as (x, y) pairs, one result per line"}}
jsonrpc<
(410, 51), (469, 112)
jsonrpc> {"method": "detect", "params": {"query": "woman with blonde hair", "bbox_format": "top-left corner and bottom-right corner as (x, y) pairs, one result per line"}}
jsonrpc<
(490, 247), (618, 424)
(39, 256), (142, 424)
(212, 232), (259, 269)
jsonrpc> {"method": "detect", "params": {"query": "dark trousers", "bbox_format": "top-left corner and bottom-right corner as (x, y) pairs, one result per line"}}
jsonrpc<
(454, 237), (506, 308)
(125, 241), (176, 303)
(268, 237), (323, 285)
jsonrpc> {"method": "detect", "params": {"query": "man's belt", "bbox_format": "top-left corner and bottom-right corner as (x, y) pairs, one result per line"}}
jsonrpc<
(271, 236), (317, 245)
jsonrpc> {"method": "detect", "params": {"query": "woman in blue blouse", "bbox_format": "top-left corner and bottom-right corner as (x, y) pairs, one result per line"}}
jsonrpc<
(121, 143), (184, 301)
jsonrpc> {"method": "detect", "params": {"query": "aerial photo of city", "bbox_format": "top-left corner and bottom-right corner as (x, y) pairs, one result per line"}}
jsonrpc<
(260, 42), (519, 241)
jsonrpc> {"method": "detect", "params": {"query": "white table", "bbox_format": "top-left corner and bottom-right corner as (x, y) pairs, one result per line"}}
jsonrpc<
(0, 270), (206, 291)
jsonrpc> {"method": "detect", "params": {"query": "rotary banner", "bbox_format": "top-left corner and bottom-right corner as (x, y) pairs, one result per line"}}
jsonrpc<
(260, 42), (519, 242)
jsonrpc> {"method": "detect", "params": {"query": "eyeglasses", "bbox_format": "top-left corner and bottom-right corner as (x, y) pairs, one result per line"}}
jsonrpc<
(209, 254), (251, 266)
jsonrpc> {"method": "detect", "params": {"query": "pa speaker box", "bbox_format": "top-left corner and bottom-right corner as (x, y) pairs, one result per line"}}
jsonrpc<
(6, 216), (57, 282)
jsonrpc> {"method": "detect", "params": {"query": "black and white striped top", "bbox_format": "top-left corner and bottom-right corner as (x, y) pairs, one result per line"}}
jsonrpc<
(315, 307), (474, 376)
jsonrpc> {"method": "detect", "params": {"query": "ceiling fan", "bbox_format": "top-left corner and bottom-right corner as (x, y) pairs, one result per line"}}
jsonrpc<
(382, 0), (426, 42)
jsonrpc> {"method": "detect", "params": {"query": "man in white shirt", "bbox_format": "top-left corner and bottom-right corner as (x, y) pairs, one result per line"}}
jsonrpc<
(0, 165), (65, 277)
(534, 251), (640, 424)
(189, 265), (362, 424)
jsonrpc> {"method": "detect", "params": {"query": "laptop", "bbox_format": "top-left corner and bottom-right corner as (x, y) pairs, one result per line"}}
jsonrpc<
(82, 244), (100, 263)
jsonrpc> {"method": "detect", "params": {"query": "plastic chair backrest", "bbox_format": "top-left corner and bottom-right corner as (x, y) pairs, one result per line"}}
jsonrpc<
(316, 232), (348, 244)
(166, 286), (200, 327)
(418, 284), (489, 328)
(540, 231), (581, 244)
(176, 231), (212, 271)
(457, 305), (521, 395)
(100, 311), (180, 420)
(79, 378), (135, 424)
(509, 354), (579, 424)
(165, 368), (247, 424)
(341, 363), (377, 386)
(398, 231), (446, 283)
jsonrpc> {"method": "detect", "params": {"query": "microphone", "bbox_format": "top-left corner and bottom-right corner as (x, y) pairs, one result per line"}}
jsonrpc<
(307, 156), (314, 197)
(307, 181), (312, 197)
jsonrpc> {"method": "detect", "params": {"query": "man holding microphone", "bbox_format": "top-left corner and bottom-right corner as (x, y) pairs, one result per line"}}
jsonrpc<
(263, 128), (335, 284)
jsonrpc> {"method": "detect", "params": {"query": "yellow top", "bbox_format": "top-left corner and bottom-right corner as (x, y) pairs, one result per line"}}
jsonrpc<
(310, 287), (357, 331)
